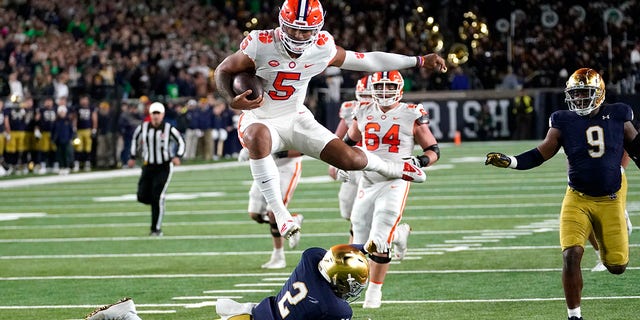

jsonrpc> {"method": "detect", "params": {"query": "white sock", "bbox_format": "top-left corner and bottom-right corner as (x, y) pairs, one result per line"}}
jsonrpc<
(568, 306), (581, 318)
(250, 157), (291, 225)
(272, 248), (285, 260)
(367, 281), (383, 292)
(360, 147), (401, 178)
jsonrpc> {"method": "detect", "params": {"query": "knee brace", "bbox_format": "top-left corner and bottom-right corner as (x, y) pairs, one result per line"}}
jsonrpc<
(269, 222), (280, 238)
(368, 252), (392, 264)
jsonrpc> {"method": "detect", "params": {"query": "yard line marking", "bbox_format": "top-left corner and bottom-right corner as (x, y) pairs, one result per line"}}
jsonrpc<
(234, 283), (283, 287)
(202, 289), (272, 293)
(8, 267), (640, 282)
(4, 296), (639, 311)
(172, 296), (243, 300)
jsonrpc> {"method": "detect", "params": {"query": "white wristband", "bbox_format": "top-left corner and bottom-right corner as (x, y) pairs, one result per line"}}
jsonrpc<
(508, 156), (518, 169)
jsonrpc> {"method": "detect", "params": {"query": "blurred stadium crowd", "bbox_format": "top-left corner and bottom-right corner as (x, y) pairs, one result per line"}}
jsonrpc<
(0, 0), (638, 173)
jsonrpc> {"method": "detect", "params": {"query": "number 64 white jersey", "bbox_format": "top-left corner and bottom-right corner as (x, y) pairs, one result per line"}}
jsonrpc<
(240, 28), (338, 119)
(355, 102), (427, 163)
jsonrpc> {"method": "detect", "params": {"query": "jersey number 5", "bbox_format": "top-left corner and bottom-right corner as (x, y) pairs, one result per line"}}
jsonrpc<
(277, 281), (309, 318)
(268, 72), (301, 100)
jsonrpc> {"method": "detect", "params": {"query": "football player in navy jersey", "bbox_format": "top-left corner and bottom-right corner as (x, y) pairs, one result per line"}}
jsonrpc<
(485, 68), (639, 320)
(84, 244), (369, 320)
(216, 244), (369, 320)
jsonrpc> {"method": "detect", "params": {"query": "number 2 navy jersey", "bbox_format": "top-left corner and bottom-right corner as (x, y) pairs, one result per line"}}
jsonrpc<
(252, 247), (352, 320)
(550, 102), (632, 196)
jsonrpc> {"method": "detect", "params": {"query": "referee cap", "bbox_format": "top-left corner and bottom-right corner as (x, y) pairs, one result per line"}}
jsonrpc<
(149, 102), (165, 114)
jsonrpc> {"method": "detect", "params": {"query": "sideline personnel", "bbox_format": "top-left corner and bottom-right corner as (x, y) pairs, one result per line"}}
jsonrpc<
(128, 102), (185, 236)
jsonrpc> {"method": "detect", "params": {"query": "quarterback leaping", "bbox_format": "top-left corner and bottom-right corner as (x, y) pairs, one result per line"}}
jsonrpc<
(215, 0), (446, 239)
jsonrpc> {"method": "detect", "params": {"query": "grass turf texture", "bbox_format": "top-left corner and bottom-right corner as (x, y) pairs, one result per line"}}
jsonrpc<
(1, 141), (639, 319)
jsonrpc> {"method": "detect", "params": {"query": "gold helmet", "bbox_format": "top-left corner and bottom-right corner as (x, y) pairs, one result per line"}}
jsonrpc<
(318, 244), (369, 302)
(564, 68), (605, 116)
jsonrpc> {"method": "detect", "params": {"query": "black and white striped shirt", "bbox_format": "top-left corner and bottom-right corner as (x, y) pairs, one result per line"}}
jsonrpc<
(130, 122), (185, 165)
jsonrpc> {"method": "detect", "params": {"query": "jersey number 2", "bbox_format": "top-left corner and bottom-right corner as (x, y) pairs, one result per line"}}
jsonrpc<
(277, 281), (309, 318)
(268, 72), (301, 100)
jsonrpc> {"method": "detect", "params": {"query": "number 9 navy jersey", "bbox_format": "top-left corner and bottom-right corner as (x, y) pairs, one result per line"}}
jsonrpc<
(550, 102), (633, 196)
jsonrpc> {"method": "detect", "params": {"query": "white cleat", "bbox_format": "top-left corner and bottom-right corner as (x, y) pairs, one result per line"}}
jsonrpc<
(591, 261), (607, 272)
(392, 223), (411, 261)
(401, 162), (426, 183)
(215, 298), (256, 320)
(288, 214), (304, 249)
(261, 256), (286, 269)
(362, 287), (382, 309)
(278, 218), (301, 240)
(85, 298), (142, 320)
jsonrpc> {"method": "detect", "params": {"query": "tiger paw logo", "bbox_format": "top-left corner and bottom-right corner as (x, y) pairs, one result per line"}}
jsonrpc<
(316, 33), (329, 46)
(258, 31), (273, 43)
(354, 52), (365, 59)
(240, 35), (252, 50)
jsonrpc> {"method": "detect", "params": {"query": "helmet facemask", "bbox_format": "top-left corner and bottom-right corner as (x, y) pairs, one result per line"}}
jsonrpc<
(564, 68), (605, 116)
(278, 0), (325, 54)
(371, 71), (404, 107)
(318, 244), (369, 302)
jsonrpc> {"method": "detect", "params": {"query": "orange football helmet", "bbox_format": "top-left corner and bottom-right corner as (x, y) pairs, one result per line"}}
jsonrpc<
(371, 70), (404, 107)
(278, 0), (325, 54)
(564, 68), (605, 116)
(355, 75), (373, 103)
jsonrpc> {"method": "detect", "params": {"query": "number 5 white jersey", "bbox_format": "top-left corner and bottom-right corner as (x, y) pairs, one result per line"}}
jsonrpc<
(355, 102), (427, 162)
(240, 28), (338, 119)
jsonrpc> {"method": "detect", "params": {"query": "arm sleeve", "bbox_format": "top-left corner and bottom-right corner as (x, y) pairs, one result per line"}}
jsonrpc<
(341, 51), (418, 72)
(129, 124), (142, 160)
(170, 126), (186, 158)
(512, 148), (545, 170)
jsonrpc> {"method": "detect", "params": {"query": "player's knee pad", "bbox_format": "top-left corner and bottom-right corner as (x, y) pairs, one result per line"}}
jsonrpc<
(368, 253), (392, 264)
(269, 222), (280, 238)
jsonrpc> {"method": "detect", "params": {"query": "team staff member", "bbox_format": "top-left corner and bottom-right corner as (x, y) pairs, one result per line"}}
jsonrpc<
(128, 102), (185, 236)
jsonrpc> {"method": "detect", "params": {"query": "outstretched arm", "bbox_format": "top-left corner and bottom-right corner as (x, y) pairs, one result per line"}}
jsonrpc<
(330, 46), (446, 73)
(485, 127), (561, 169)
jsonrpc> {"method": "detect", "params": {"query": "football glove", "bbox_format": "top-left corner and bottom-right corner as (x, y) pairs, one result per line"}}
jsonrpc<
(237, 148), (249, 162)
(485, 152), (512, 168)
(403, 155), (430, 168)
(365, 238), (390, 254)
(335, 169), (350, 183)
(34, 129), (42, 140)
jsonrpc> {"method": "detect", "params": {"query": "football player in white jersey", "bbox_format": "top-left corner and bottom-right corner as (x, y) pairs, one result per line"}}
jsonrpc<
(240, 148), (304, 269)
(328, 75), (372, 243)
(345, 70), (440, 308)
(215, 0), (446, 240)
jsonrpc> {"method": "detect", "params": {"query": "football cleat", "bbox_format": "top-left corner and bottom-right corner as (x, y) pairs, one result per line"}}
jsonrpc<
(278, 218), (301, 240)
(401, 162), (426, 183)
(567, 317), (583, 320)
(591, 261), (607, 272)
(288, 214), (304, 249)
(216, 298), (256, 320)
(362, 287), (382, 309)
(261, 255), (286, 269)
(85, 297), (142, 320)
(392, 223), (411, 261)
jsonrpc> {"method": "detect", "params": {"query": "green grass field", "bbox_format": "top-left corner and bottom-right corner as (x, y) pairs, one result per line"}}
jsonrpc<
(1, 141), (639, 320)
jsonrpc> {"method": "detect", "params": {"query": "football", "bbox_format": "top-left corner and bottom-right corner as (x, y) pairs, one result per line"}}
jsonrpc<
(232, 72), (264, 100)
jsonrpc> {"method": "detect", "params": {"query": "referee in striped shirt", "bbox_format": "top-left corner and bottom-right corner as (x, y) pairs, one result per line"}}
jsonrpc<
(128, 102), (185, 236)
